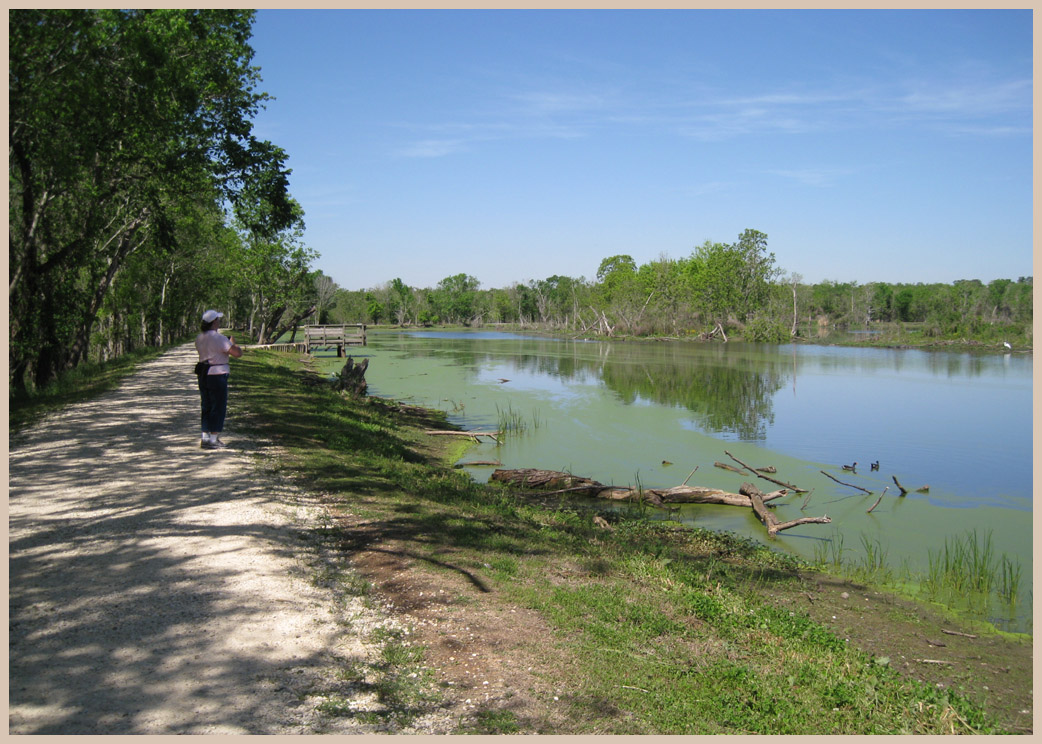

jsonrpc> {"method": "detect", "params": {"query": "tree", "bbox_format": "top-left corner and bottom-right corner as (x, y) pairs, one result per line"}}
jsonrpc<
(389, 278), (416, 325)
(596, 254), (637, 288)
(590, 255), (652, 334)
(365, 294), (386, 324)
(431, 273), (480, 324)
(9, 9), (296, 392)
(683, 230), (777, 329)
(636, 256), (689, 335)
(313, 272), (339, 324)
(230, 192), (317, 343)
(330, 288), (367, 323)
(870, 282), (894, 323)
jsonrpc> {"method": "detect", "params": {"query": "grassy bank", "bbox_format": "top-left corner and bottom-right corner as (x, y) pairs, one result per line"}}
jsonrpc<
(231, 349), (1028, 734)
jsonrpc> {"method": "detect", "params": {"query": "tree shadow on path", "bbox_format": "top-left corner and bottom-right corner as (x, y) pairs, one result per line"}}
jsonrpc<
(8, 345), (389, 734)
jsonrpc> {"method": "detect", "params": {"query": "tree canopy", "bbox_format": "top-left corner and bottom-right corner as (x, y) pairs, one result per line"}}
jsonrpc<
(9, 9), (306, 393)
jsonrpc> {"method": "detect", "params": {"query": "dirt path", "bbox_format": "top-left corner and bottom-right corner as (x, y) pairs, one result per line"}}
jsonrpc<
(8, 344), (456, 734)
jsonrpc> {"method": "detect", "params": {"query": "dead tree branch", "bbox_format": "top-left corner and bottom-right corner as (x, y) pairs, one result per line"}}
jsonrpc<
(726, 450), (807, 492)
(742, 483), (831, 536)
(821, 470), (872, 494)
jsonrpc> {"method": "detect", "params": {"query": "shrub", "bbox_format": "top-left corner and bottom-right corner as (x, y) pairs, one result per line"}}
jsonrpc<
(743, 317), (790, 343)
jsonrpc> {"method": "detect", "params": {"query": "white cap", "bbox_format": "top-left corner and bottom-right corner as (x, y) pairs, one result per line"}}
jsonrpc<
(202, 309), (224, 323)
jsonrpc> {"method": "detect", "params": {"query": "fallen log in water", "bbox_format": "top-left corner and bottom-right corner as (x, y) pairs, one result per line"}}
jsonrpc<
(742, 483), (832, 536)
(454, 460), (503, 468)
(425, 429), (501, 444)
(488, 468), (601, 494)
(488, 469), (787, 508)
(489, 469), (833, 538)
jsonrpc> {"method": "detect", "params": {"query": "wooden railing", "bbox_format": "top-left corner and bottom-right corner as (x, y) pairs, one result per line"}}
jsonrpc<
(304, 324), (366, 356)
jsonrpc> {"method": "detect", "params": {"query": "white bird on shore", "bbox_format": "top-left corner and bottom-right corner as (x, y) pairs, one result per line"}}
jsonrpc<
(1003, 341), (1012, 350)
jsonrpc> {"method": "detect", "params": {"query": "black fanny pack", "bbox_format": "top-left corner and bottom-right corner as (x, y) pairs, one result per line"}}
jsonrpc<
(194, 360), (211, 376)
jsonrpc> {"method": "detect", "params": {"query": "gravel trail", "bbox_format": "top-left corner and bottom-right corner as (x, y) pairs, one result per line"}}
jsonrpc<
(8, 344), (450, 734)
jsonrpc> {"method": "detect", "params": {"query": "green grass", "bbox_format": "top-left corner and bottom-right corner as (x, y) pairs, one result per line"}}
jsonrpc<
(466, 709), (522, 734)
(228, 349), (1006, 734)
(921, 529), (1023, 611)
(810, 529), (1026, 629)
(495, 403), (543, 437)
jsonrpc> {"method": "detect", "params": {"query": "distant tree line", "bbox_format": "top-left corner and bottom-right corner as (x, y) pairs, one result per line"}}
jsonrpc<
(321, 228), (1032, 345)
(9, 9), (321, 395)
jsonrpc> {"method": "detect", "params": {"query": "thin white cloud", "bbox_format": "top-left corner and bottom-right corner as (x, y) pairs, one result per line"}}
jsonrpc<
(947, 124), (1032, 137)
(686, 180), (735, 197)
(509, 90), (614, 115)
(676, 107), (825, 140)
(896, 78), (1030, 116)
(667, 72), (1030, 140)
(766, 168), (852, 188)
(394, 138), (469, 158)
(390, 88), (604, 157)
(391, 65), (1030, 157)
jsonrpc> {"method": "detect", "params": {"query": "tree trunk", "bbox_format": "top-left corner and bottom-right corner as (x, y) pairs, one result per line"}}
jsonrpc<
(156, 270), (171, 345)
(269, 303), (317, 346)
(334, 356), (369, 396)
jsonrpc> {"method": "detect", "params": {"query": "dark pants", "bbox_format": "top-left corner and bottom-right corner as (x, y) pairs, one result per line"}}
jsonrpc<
(198, 373), (229, 433)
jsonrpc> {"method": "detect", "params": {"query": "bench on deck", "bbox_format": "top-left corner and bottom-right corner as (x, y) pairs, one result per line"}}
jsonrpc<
(304, 324), (366, 356)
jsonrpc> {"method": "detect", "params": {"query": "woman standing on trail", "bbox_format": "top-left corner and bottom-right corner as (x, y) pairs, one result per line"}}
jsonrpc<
(195, 309), (242, 449)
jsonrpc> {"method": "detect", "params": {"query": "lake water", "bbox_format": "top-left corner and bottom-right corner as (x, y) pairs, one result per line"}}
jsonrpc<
(319, 330), (1033, 632)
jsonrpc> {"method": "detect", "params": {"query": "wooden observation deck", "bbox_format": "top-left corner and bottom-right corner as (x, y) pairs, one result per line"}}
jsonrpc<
(304, 324), (367, 356)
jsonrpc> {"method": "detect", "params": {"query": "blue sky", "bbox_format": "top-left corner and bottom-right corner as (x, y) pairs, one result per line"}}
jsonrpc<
(248, 9), (1032, 292)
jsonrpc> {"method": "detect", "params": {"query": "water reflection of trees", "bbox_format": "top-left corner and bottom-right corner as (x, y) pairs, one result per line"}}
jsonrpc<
(405, 337), (788, 441)
(597, 346), (787, 441)
(797, 345), (1022, 380)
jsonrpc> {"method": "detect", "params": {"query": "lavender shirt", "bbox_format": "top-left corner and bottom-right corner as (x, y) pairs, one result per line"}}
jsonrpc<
(195, 330), (234, 375)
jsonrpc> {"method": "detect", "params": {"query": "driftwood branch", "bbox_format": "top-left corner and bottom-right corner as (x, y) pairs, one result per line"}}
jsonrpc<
(726, 450), (807, 492)
(714, 461), (746, 474)
(715, 460), (775, 475)
(700, 322), (728, 342)
(742, 483), (831, 536)
(892, 475), (930, 495)
(454, 460), (503, 468)
(866, 487), (889, 514)
(821, 470), (872, 494)
(426, 430), (501, 444)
